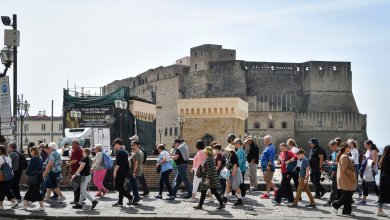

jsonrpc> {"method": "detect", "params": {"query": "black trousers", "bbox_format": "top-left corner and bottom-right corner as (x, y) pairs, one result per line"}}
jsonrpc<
(332, 190), (354, 215)
(115, 175), (132, 204)
(330, 174), (341, 202)
(292, 168), (300, 190)
(239, 172), (246, 197)
(138, 173), (150, 194)
(199, 188), (223, 207)
(73, 186), (80, 203)
(159, 169), (173, 196)
(310, 170), (325, 196)
(0, 181), (15, 201)
(11, 169), (22, 200)
(275, 173), (294, 203)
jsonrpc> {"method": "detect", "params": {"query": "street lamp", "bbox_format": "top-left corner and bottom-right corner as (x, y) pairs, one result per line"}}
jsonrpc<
(178, 115), (185, 139)
(0, 46), (13, 77)
(115, 98), (127, 141)
(17, 95), (30, 153)
(158, 124), (163, 144)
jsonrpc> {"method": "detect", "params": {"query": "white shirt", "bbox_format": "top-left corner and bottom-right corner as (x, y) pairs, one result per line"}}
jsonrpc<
(290, 147), (301, 168)
(350, 148), (359, 165)
(0, 155), (12, 168)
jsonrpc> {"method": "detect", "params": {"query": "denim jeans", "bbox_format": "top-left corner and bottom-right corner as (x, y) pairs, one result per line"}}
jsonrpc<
(79, 175), (94, 205)
(172, 163), (192, 196)
(127, 175), (139, 198)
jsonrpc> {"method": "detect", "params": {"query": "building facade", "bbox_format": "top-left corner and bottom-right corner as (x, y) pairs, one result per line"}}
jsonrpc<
(103, 44), (367, 152)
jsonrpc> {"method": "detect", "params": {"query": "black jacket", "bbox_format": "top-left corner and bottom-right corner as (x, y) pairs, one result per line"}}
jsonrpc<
(247, 142), (259, 164)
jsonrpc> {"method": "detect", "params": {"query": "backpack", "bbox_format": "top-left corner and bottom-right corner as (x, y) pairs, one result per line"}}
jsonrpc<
(0, 156), (14, 181)
(140, 148), (147, 164)
(102, 152), (113, 169)
(16, 151), (28, 170)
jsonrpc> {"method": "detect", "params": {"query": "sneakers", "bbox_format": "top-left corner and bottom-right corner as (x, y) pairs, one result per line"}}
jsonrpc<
(260, 194), (270, 199)
(127, 196), (135, 206)
(288, 203), (298, 207)
(222, 196), (227, 204)
(72, 204), (83, 209)
(305, 203), (316, 208)
(154, 195), (163, 199)
(91, 200), (98, 210)
(217, 204), (225, 210)
(95, 192), (102, 197)
(186, 197), (197, 202)
(112, 202), (123, 207)
(377, 210), (388, 217)
(165, 196), (175, 201)
(11, 201), (19, 209)
(37, 207), (45, 212)
(357, 200), (367, 205)
(193, 205), (202, 210)
(102, 189), (109, 197)
(234, 199), (243, 206)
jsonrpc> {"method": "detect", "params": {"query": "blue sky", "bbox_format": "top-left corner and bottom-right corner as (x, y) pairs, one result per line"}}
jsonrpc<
(0, 0), (389, 149)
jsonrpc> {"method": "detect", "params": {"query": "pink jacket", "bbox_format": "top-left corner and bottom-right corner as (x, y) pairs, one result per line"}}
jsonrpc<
(192, 150), (207, 171)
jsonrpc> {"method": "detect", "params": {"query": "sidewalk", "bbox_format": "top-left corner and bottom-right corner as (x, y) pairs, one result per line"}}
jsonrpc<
(0, 189), (386, 220)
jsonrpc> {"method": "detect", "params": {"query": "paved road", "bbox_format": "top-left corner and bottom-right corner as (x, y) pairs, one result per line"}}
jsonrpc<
(0, 189), (386, 220)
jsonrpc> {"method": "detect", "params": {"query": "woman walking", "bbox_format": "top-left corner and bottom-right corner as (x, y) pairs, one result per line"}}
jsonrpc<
(332, 143), (357, 216)
(188, 140), (207, 202)
(222, 144), (243, 206)
(194, 146), (224, 210)
(347, 139), (363, 197)
(358, 140), (380, 205)
(22, 147), (44, 211)
(0, 145), (18, 210)
(154, 144), (175, 200)
(234, 138), (247, 197)
(72, 148), (98, 210)
(91, 144), (108, 197)
(376, 145), (390, 217)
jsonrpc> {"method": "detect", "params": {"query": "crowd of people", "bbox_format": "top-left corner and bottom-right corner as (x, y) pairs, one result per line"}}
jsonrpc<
(0, 134), (389, 217)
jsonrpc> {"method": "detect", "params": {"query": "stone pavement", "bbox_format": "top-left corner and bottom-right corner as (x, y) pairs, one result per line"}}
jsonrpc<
(0, 189), (387, 220)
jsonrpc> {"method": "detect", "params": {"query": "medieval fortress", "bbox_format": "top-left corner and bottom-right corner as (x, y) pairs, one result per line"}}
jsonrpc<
(103, 44), (367, 152)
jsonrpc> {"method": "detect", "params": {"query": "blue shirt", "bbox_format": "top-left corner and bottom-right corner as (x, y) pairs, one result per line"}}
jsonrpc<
(260, 144), (275, 171)
(48, 151), (62, 173)
(158, 150), (173, 173)
(300, 157), (309, 177)
(331, 151), (338, 172)
(236, 148), (247, 172)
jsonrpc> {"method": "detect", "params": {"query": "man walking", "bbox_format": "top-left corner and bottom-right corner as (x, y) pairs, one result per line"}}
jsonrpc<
(127, 140), (144, 204)
(308, 138), (326, 198)
(171, 139), (192, 199)
(129, 135), (150, 196)
(260, 135), (277, 199)
(8, 143), (23, 201)
(66, 139), (83, 204)
(112, 138), (134, 207)
(245, 136), (259, 191)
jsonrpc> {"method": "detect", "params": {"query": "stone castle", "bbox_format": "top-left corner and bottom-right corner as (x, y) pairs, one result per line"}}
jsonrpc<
(103, 44), (367, 152)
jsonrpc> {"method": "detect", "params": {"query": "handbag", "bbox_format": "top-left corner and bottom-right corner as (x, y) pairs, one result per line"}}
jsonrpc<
(219, 167), (231, 179)
(156, 164), (161, 173)
(71, 175), (83, 190)
(196, 165), (204, 178)
(27, 174), (39, 185)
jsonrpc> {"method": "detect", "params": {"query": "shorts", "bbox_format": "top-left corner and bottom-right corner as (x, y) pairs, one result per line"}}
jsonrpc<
(263, 170), (274, 182)
(45, 171), (61, 189)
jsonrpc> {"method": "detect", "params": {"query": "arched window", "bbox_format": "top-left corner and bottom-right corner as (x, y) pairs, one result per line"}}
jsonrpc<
(202, 134), (214, 146)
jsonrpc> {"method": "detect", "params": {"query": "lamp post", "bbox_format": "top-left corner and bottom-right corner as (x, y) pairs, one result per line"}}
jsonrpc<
(1, 14), (19, 128)
(178, 115), (185, 139)
(0, 46), (13, 77)
(158, 124), (163, 144)
(17, 95), (29, 153)
(114, 99), (127, 141)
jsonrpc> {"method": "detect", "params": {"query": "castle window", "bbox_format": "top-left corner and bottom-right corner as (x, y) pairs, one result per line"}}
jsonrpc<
(298, 121), (303, 127)
(157, 74), (159, 80)
(194, 52), (197, 57)
(338, 121), (343, 128)
(180, 60), (183, 64)
(207, 84), (213, 91)
(195, 64), (198, 70)
(254, 123), (260, 129)
(281, 122), (287, 129)
(230, 54), (233, 57)
(305, 67), (309, 71)
(201, 50), (204, 56)
(41, 124), (46, 131)
(174, 127), (178, 136)
(164, 128), (168, 136)
(268, 122), (274, 129)
(319, 66), (323, 71)
(169, 127), (173, 136)
(271, 66), (274, 71)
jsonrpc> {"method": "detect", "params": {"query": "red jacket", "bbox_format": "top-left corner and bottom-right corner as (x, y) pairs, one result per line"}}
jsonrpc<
(278, 150), (298, 174)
